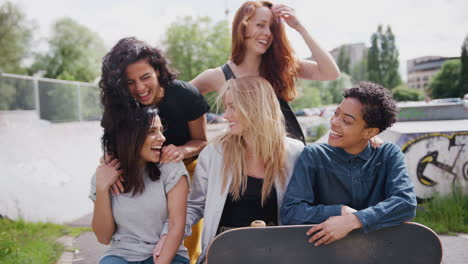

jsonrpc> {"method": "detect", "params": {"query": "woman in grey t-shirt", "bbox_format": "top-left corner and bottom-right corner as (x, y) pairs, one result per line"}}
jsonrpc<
(90, 106), (190, 264)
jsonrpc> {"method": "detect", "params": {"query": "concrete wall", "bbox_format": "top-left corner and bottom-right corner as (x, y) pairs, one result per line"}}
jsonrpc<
(381, 120), (468, 200)
(398, 101), (468, 121)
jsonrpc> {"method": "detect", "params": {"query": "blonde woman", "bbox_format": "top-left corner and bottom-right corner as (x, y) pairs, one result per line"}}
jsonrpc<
(157, 76), (304, 264)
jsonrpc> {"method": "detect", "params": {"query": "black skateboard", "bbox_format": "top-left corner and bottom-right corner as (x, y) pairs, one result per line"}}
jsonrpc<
(206, 222), (442, 264)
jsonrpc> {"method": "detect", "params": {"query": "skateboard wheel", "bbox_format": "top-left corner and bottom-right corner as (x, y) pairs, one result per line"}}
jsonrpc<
(251, 220), (266, 227)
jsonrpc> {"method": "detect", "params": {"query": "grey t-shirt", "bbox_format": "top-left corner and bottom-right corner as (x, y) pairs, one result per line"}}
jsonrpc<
(89, 161), (189, 261)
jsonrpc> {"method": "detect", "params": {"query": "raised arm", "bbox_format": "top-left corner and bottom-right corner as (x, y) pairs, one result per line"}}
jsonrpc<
(272, 4), (340, 81)
(190, 67), (226, 94)
(155, 176), (189, 264)
(91, 158), (121, 245)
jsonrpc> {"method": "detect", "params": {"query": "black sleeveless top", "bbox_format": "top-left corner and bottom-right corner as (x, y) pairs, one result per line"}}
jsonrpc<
(218, 176), (278, 228)
(221, 63), (306, 144)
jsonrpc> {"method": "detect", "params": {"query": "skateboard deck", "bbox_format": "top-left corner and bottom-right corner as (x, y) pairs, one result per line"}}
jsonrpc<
(206, 222), (442, 264)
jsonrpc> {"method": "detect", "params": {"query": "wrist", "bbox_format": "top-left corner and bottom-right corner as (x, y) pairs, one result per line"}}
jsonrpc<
(96, 187), (110, 196)
(349, 213), (363, 229)
(293, 22), (306, 33)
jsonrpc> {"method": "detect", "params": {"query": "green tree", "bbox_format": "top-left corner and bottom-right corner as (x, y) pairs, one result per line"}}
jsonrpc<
(429, 59), (461, 99)
(31, 17), (106, 82)
(30, 18), (105, 121)
(291, 73), (353, 110)
(351, 55), (368, 84)
(0, 1), (33, 74)
(162, 16), (230, 112)
(0, 2), (34, 110)
(163, 16), (230, 81)
(392, 83), (424, 102)
(291, 80), (322, 111)
(325, 73), (353, 104)
(368, 25), (402, 89)
(460, 35), (468, 97)
(337, 46), (350, 74)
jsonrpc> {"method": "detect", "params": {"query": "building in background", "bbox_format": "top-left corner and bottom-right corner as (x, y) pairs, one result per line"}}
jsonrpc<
(330, 42), (367, 70)
(406, 56), (459, 91)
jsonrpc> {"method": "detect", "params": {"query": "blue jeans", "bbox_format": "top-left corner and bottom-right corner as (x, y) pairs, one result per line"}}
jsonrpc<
(100, 254), (189, 264)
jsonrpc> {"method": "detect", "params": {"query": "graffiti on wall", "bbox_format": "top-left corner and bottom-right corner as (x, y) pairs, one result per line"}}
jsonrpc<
(400, 132), (468, 199)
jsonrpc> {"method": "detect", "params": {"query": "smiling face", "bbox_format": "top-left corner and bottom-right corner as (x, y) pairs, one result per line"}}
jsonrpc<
(245, 6), (274, 55)
(126, 59), (164, 106)
(328, 97), (377, 154)
(140, 116), (166, 165)
(223, 91), (244, 135)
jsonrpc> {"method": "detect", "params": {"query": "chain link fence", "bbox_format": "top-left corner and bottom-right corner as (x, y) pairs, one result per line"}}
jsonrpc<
(0, 72), (101, 122)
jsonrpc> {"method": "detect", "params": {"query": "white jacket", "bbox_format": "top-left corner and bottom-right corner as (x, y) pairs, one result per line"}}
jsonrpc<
(188, 137), (304, 264)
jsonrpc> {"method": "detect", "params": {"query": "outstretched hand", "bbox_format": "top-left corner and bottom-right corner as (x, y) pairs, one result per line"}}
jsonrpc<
(271, 4), (301, 30)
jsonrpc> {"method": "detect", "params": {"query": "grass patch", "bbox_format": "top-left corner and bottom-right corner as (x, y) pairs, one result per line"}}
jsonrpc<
(414, 187), (468, 234)
(0, 217), (91, 264)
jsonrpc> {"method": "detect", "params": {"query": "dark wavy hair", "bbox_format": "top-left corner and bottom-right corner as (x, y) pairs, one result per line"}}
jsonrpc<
(343, 81), (399, 133)
(99, 37), (176, 122)
(101, 106), (161, 196)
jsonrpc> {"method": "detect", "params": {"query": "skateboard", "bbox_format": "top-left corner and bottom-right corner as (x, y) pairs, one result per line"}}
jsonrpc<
(206, 222), (442, 264)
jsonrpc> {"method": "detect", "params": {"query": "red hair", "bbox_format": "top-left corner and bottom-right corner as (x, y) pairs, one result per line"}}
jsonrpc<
(231, 1), (298, 102)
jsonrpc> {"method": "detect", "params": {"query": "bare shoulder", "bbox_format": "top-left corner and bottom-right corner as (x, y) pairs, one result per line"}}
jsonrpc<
(190, 67), (226, 94)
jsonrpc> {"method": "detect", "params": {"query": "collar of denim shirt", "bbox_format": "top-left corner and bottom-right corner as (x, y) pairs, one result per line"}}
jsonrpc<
(331, 142), (373, 162)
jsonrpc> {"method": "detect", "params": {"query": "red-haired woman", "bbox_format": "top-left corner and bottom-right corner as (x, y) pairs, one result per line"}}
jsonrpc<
(191, 1), (340, 144)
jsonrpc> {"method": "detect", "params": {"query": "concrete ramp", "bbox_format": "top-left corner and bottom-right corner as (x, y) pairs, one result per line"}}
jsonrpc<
(0, 111), (102, 223)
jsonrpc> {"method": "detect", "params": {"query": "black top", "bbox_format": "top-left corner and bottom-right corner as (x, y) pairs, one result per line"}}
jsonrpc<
(221, 63), (305, 144)
(218, 176), (278, 228)
(158, 80), (210, 147)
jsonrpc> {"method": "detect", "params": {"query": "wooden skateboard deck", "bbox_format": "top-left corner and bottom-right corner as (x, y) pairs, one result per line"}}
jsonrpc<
(206, 222), (442, 264)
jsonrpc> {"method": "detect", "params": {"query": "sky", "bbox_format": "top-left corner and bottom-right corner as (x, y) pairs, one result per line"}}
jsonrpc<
(7, 0), (468, 80)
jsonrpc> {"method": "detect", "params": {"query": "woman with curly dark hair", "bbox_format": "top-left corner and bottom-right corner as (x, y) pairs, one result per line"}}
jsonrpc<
(98, 37), (209, 263)
(100, 37), (209, 165)
(90, 106), (190, 264)
(191, 1), (340, 144)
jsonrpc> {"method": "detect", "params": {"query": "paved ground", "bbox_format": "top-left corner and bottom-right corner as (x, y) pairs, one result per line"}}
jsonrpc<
(60, 213), (468, 264)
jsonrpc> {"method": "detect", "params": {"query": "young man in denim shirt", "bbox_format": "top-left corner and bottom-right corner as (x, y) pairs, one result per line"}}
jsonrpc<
(281, 81), (417, 246)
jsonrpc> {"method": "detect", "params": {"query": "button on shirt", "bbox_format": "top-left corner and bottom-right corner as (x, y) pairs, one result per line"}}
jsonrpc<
(281, 143), (417, 233)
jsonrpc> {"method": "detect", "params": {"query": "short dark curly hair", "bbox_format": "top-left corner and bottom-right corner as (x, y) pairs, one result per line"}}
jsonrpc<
(343, 81), (399, 133)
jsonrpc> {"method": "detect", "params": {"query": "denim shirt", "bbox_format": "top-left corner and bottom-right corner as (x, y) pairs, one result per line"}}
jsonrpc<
(280, 143), (417, 233)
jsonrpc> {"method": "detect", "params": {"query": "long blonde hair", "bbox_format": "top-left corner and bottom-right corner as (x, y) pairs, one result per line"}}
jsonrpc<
(217, 76), (287, 204)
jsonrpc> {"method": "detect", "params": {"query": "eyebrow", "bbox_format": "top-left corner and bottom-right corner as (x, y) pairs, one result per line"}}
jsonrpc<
(254, 19), (270, 24)
(337, 107), (356, 120)
(344, 113), (356, 120)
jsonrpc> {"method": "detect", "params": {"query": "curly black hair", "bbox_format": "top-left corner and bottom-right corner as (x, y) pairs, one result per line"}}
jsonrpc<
(343, 81), (399, 133)
(99, 37), (176, 151)
(99, 37), (176, 125)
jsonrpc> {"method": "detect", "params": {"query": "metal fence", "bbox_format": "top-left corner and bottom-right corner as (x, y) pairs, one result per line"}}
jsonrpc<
(0, 72), (101, 122)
